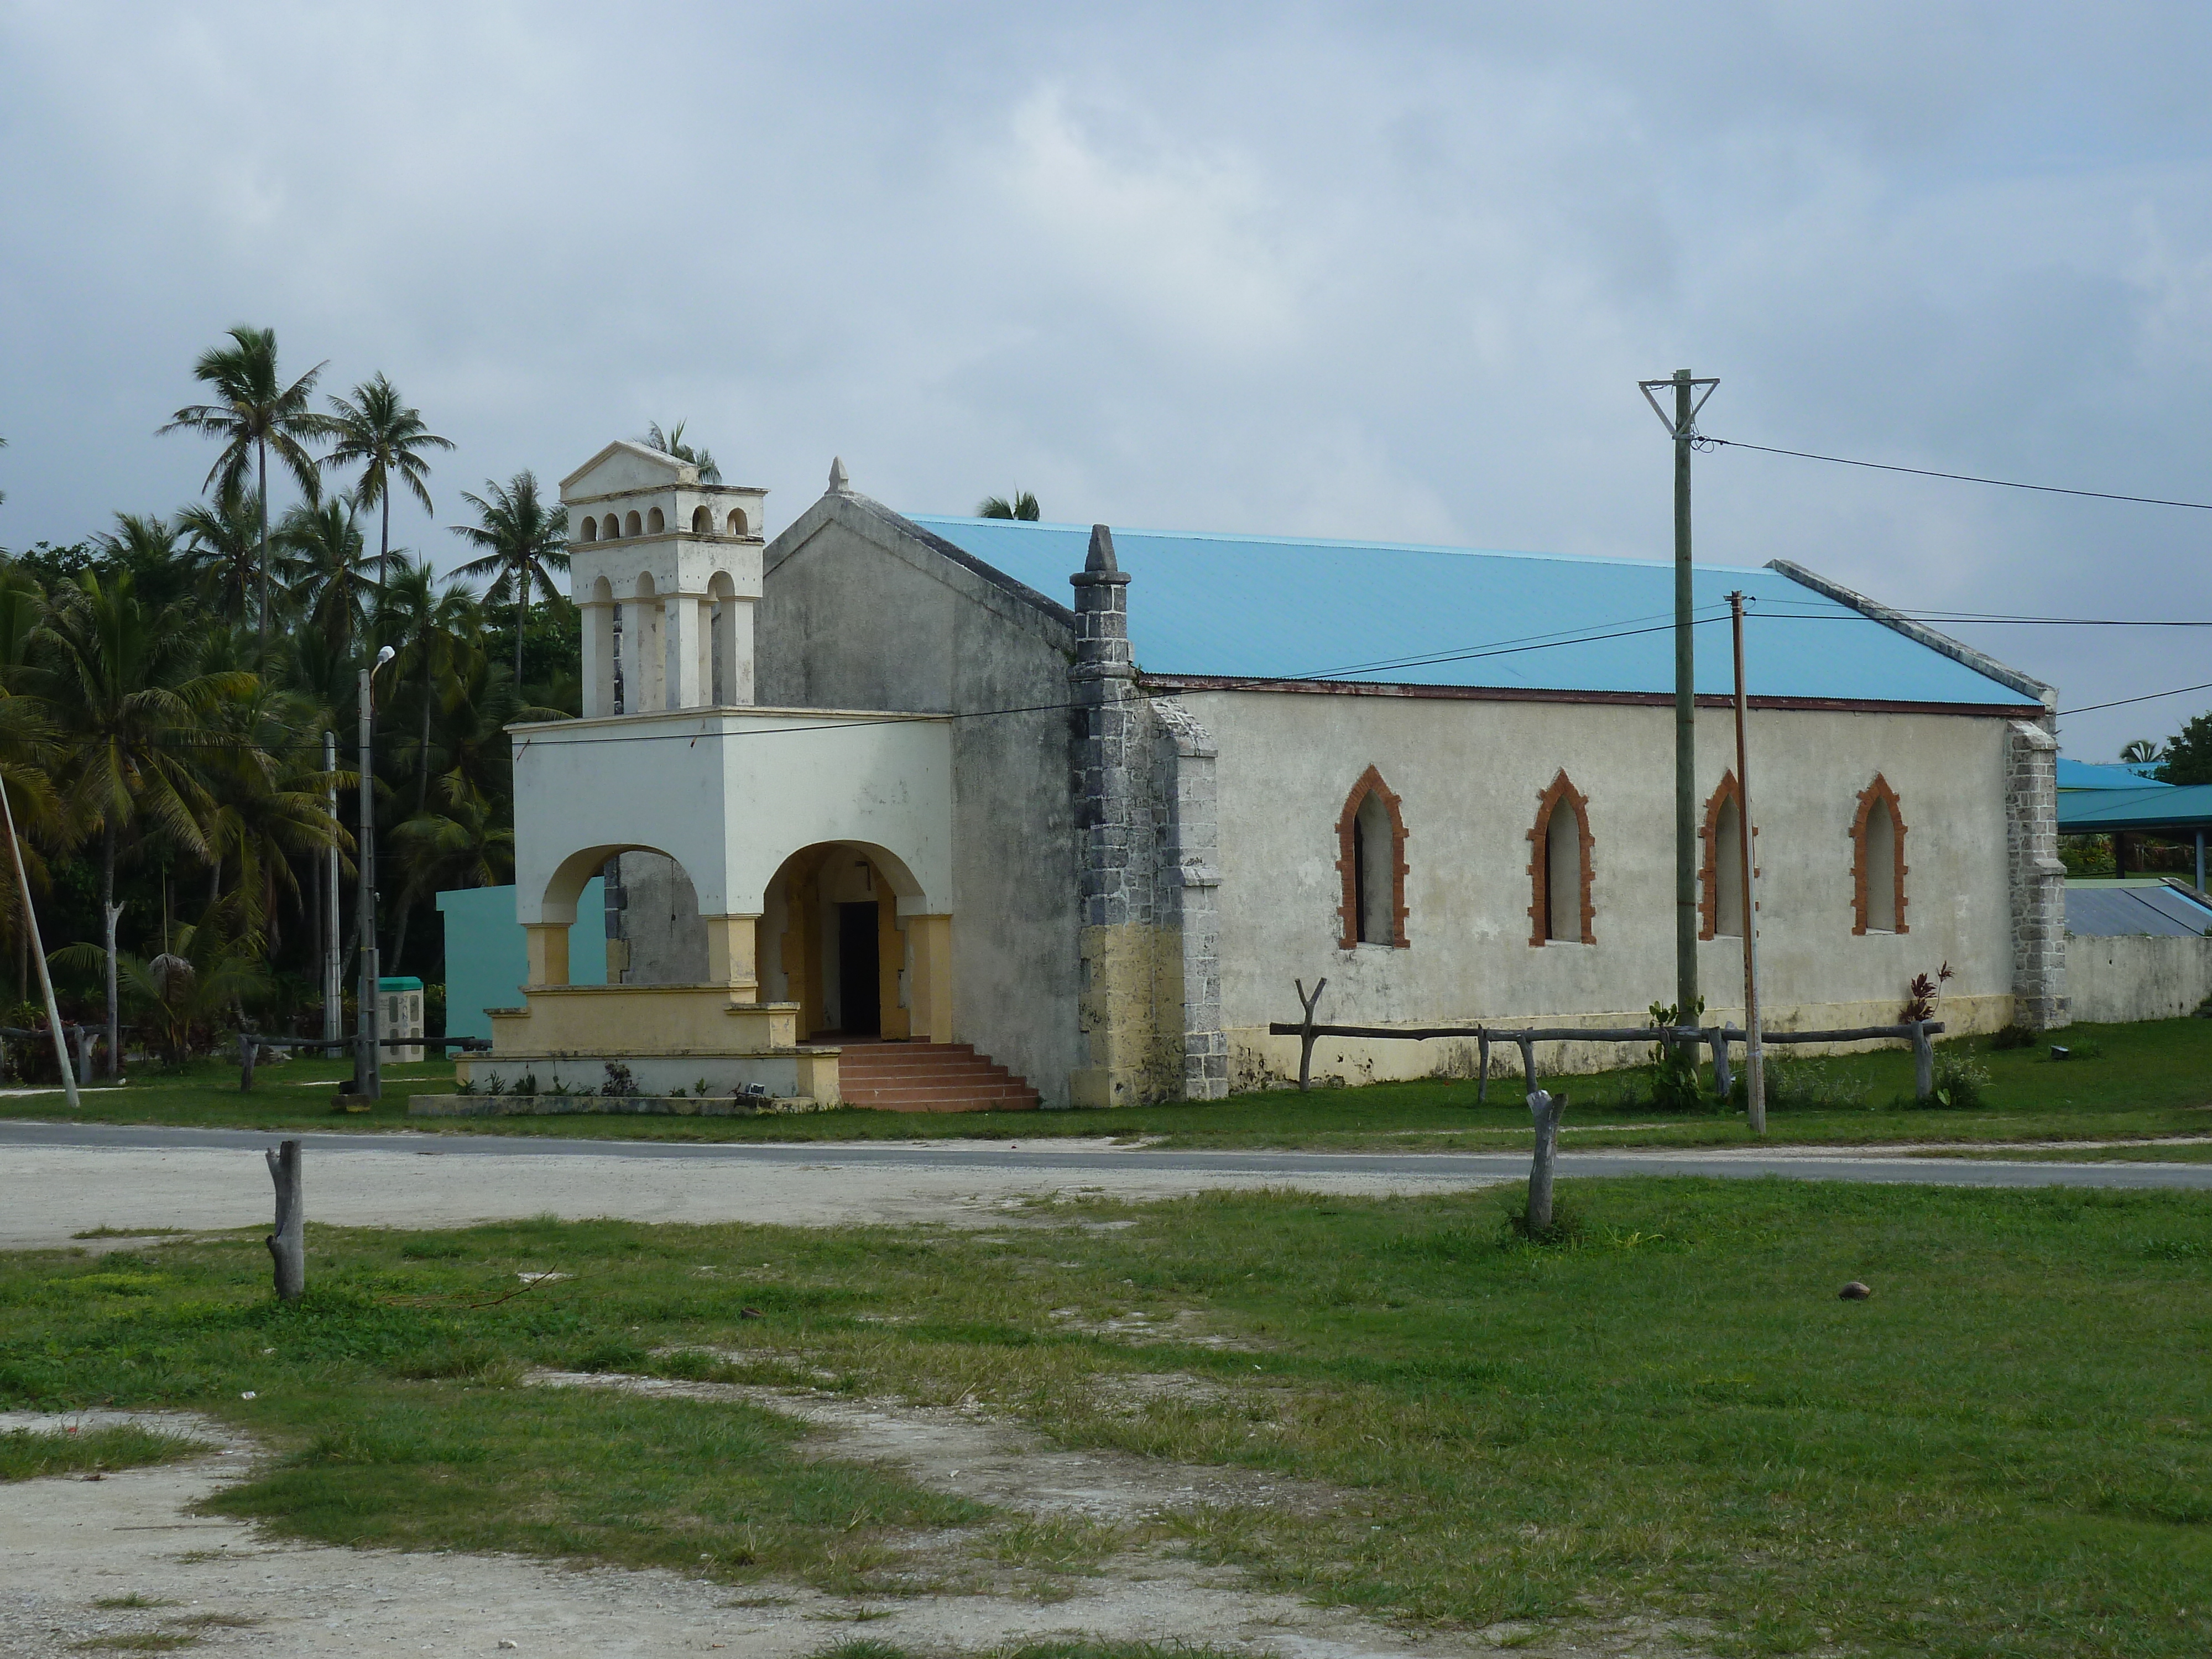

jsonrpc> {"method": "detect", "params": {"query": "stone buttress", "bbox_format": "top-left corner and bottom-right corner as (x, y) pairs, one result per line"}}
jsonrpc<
(1068, 525), (1225, 1104)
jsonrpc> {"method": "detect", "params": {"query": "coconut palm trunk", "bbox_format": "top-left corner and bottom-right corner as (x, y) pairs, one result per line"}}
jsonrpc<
(257, 438), (270, 640)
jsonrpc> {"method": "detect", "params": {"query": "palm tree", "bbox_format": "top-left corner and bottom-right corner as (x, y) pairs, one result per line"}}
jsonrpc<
(375, 555), (481, 813)
(0, 565), (67, 1004)
(36, 572), (241, 1076)
(95, 513), (197, 612)
(160, 326), (332, 639)
(2120, 739), (2164, 766)
(978, 491), (1041, 521)
(450, 472), (569, 688)
(277, 497), (375, 666)
(325, 374), (453, 589)
(640, 421), (721, 483)
(176, 478), (265, 626)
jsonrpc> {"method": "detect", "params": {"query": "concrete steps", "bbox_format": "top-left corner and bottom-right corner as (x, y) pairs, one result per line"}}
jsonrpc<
(834, 1041), (1040, 1113)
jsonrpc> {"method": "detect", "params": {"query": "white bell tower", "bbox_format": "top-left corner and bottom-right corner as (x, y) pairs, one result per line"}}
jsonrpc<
(558, 440), (768, 717)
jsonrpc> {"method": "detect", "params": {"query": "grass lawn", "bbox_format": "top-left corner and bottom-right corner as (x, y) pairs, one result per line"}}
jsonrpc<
(6, 1180), (2210, 1655)
(7, 1016), (2210, 1154)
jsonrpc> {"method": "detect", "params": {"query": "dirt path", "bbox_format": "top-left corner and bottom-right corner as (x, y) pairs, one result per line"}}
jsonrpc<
(0, 1139), (1501, 1251)
(1, 1404), (1708, 1658)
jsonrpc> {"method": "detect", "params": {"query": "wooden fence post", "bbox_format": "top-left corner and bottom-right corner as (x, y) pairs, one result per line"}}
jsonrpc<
(265, 1139), (304, 1303)
(1912, 1020), (1934, 1102)
(238, 1031), (258, 1092)
(1293, 978), (1327, 1092)
(1516, 1031), (1536, 1095)
(1709, 1026), (1733, 1103)
(1475, 1030), (1491, 1104)
(1526, 1088), (1567, 1233)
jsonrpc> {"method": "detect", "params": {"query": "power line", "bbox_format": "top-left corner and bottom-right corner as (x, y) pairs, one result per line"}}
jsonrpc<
(1703, 436), (2212, 513)
(2058, 680), (2212, 718)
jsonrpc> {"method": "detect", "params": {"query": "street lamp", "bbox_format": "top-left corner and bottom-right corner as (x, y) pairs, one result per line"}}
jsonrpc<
(352, 645), (398, 1100)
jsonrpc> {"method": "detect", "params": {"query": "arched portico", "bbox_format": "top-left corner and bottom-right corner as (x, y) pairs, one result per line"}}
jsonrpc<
(762, 841), (954, 1044)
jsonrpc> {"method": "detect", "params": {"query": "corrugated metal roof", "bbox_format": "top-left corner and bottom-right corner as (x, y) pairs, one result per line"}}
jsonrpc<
(910, 517), (2042, 706)
(2065, 883), (2212, 938)
(2057, 783), (2212, 833)
(2057, 758), (2171, 791)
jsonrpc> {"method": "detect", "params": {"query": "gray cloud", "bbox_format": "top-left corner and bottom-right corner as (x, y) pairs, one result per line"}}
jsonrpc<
(2, 1), (2208, 757)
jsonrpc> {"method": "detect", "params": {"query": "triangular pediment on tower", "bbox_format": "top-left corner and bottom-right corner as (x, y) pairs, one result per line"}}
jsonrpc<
(560, 439), (693, 502)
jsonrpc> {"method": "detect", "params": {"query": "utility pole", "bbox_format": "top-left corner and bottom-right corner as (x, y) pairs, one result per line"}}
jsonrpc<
(0, 769), (77, 1108)
(1729, 592), (1765, 1134)
(351, 650), (395, 1099)
(322, 731), (341, 1043)
(1640, 368), (1718, 1017)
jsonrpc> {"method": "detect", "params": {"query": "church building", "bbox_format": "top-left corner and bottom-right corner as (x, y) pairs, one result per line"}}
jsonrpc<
(464, 439), (2063, 1109)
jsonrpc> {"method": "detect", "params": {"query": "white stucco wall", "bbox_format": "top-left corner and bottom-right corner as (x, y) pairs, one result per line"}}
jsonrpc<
(509, 707), (954, 925)
(1184, 688), (2020, 1087)
(2064, 933), (2212, 1024)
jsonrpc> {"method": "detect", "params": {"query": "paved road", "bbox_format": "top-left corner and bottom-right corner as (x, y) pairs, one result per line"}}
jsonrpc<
(6, 1119), (2211, 1190)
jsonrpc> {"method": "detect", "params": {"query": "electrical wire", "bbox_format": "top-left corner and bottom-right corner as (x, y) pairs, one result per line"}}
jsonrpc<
(2058, 680), (2212, 718)
(1703, 436), (2212, 512)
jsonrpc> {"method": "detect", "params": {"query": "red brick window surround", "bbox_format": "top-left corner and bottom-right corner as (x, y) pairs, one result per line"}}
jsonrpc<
(1849, 774), (1910, 935)
(1697, 771), (1758, 940)
(1528, 771), (1595, 946)
(1335, 766), (1409, 949)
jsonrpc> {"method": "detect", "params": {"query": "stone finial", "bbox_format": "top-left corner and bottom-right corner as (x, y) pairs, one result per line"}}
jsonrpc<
(828, 456), (851, 495)
(1085, 523), (1118, 573)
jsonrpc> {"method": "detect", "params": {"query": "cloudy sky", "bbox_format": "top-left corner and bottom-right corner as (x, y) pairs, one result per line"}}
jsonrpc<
(3, 2), (2208, 758)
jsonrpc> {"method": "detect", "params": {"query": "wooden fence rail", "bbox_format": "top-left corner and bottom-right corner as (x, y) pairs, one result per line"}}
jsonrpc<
(1267, 1013), (1947, 1103)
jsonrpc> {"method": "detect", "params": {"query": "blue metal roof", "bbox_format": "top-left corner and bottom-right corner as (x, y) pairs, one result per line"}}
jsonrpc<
(2058, 758), (2171, 790)
(2065, 883), (2212, 938)
(911, 517), (2041, 707)
(2057, 782), (2212, 833)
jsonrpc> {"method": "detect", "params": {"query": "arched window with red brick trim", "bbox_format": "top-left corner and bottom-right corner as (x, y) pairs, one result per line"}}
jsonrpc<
(1335, 766), (1408, 948)
(1698, 771), (1754, 940)
(1850, 775), (1908, 934)
(1528, 771), (1594, 945)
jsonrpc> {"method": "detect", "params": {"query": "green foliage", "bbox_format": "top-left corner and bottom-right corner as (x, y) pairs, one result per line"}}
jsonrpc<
(978, 490), (1042, 521)
(1644, 997), (1713, 1112)
(2155, 710), (2212, 785)
(1929, 1050), (1992, 1110)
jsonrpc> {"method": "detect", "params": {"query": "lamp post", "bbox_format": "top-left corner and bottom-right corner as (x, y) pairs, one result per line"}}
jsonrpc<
(351, 646), (397, 1100)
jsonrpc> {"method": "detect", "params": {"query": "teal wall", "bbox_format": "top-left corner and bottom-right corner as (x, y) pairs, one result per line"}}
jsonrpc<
(436, 880), (605, 1041)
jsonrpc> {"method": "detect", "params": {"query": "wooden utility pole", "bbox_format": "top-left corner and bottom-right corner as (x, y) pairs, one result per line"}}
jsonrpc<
(1640, 369), (1718, 1018)
(0, 771), (77, 1108)
(323, 731), (341, 1043)
(352, 650), (395, 1100)
(1729, 592), (1766, 1133)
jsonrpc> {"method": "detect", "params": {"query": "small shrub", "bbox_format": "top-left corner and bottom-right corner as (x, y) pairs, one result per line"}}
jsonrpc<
(1930, 1051), (1991, 1110)
(1990, 1024), (2036, 1050)
(601, 1061), (637, 1097)
(1645, 998), (1717, 1112)
(510, 1072), (538, 1098)
(694, 1078), (713, 1098)
(544, 1078), (573, 1098)
(455, 1077), (476, 1095)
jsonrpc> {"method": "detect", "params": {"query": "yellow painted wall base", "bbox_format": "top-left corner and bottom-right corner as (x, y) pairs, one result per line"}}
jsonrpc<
(476, 983), (840, 1103)
(1074, 922), (1185, 1107)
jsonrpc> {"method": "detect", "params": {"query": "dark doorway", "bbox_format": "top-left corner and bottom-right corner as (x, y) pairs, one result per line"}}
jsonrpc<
(837, 901), (881, 1035)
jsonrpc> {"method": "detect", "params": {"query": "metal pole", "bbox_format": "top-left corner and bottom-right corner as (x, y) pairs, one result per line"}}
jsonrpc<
(1673, 369), (1698, 1016)
(1730, 593), (1765, 1135)
(323, 732), (341, 1042)
(0, 769), (78, 1108)
(353, 667), (382, 1100)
